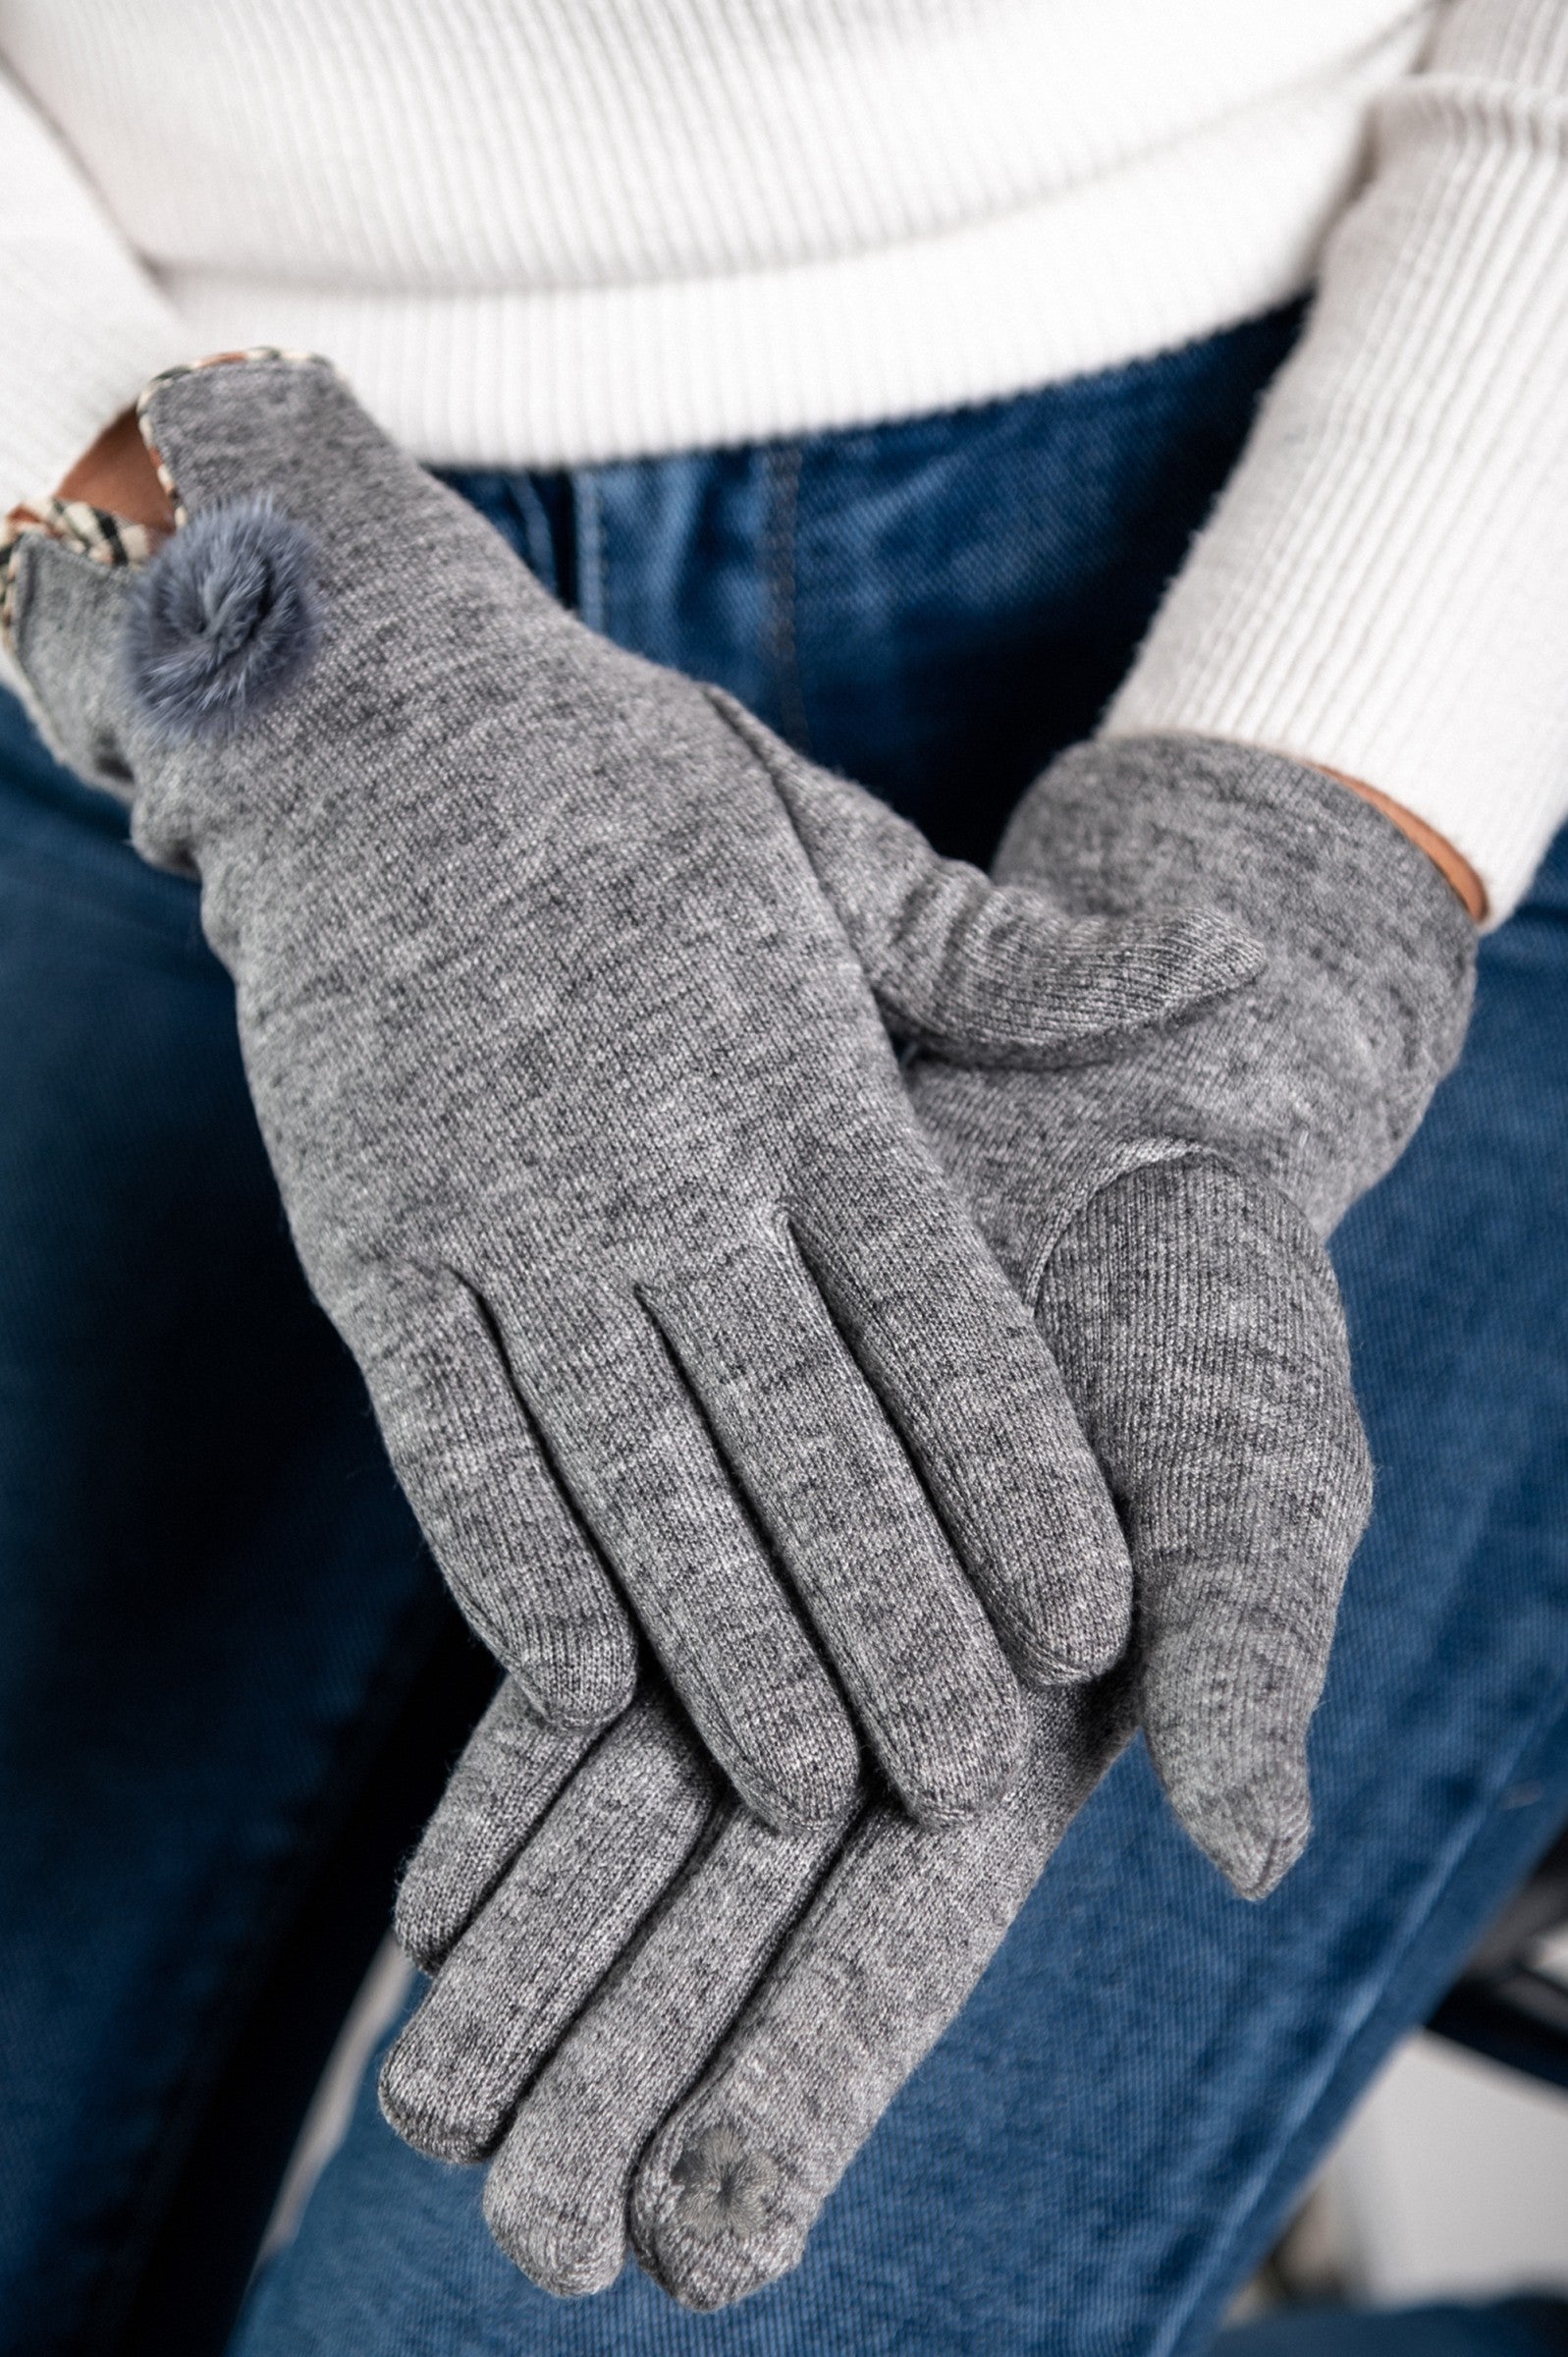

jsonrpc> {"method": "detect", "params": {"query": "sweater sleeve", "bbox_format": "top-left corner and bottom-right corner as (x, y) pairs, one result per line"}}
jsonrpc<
(0, 67), (188, 509)
(1107, 0), (1568, 922)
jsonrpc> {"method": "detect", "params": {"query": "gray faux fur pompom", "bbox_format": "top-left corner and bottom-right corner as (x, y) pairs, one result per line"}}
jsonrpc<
(124, 495), (322, 741)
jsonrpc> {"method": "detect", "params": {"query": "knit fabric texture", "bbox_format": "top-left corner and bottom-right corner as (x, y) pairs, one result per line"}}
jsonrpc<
(1, 5), (1564, 913)
(381, 734), (1476, 2311)
(908, 734), (1476, 1889)
(7, 354), (1255, 1837)
(0, 1), (1433, 489)
(380, 1675), (1126, 2305)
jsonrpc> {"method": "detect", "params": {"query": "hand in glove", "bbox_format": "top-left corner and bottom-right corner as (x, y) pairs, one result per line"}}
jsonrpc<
(379, 734), (1475, 2308)
(909, 733), (1474, 1891)
(381, 1672), (1128, 2307)
(4, 356), (1256, 1832)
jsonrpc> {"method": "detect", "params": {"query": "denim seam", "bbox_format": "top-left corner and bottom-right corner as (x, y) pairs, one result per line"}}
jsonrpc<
(765, 442), (811, 756)
(572, 470), (608, 637)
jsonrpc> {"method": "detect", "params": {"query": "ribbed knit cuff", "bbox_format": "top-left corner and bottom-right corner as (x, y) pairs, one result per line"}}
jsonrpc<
(1108, 0), (1568, 924)
(0, 74), (189, 508)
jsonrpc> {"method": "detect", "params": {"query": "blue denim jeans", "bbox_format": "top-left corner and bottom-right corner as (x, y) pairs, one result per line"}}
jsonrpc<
(4, 306), (1567, 2357)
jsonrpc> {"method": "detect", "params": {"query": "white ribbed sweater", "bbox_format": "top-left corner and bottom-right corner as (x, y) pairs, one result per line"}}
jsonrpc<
(0, 0), (1563, 913)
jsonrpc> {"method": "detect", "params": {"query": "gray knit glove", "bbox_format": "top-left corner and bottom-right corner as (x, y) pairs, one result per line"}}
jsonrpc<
(5, 356), (1258, 1834)
(380, 734), (1476, 2308)
(911, 733), (1475, 1889)
(380, 1673), (1125, 2307)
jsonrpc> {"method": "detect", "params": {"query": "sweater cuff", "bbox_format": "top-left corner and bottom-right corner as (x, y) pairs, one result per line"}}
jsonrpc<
(1108, 12), (1568, 925)
(0, 66), (190, 509)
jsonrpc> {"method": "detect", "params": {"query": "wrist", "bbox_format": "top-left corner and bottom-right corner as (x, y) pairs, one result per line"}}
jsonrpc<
(53, 407), (176, 537)
(2, 407), (175, 652)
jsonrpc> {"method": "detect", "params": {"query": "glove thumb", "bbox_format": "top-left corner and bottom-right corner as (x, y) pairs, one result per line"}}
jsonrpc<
(707, 690), (1263, 1063)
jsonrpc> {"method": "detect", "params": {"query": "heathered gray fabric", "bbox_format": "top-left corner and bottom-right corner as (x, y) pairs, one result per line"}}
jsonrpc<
(383, 1679), (846, 2293)
(910, 735), (1475, 1888)
(484, 1793), (838, 2295)
(10, 357), (1260, 1834)
(629, 1681), (1128, 2307)
(482, 1143), (1371, 2304)
(379, 734), (1476, 2312)
(393, 1681), (600, 1973)
(380, 1669), (1126, 2303)
(380, 1692), (719, 2164)
(621, 740), (1476, 2307)
(1034, 1156), (1366, 1888)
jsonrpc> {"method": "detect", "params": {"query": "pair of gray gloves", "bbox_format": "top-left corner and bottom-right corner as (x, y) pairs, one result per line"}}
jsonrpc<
(9, 356), (1477, 2310)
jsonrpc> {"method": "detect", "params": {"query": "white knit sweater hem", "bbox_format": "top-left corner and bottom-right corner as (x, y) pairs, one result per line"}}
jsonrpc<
(152, 53), (1396, 473)
(0, 0), (1562, 913)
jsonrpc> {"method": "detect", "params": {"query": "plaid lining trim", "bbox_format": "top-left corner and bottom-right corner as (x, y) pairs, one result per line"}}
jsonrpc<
(0, 346), (329, 645)
(0, 499), (160, 642)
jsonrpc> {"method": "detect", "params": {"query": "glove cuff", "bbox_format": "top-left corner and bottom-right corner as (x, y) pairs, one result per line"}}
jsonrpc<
(996, 733), (1477, 1226)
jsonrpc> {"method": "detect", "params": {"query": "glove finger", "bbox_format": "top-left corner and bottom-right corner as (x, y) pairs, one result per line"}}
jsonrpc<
(366, 1271), (636, 1730)
(795, 1141), (1134, 1686)
(485, 1795), (842, 2296)
(393, 1680), (601, 1971)
(1039, 1158), (1374, 1898)
(492, 1284), (862, 1833)
(643, 1233), (1025, 1823)
(629, 1684), (1125, 2311)
(704, 688), (1262, 1061)
(379, 1691), (715, 2164)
